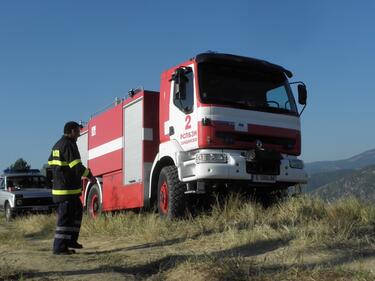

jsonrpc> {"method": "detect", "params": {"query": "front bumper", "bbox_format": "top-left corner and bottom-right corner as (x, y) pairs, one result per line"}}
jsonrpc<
(12, 204), (58, 213)
(177, 149), (308, 185)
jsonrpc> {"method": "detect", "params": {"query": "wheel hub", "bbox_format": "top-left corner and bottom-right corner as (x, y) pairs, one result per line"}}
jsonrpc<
(90, 194), (99, 218)
(160, 181), (168, 214)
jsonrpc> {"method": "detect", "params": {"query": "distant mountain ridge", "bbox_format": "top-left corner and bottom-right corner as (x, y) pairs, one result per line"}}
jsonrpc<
(303, 148), (375, 202)
(312, 165), (375, 202)
(304, 169), (355, 193)
(305, 148), (375, 175)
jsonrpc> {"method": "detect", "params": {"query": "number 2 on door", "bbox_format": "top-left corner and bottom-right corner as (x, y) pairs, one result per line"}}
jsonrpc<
(185, 115), (191, 130)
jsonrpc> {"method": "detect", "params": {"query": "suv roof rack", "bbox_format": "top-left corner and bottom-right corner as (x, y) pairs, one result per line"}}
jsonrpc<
(3, 169), (41, 174)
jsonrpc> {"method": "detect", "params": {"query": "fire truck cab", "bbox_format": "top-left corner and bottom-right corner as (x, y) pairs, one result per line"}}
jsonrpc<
(77, 53), (308, 219)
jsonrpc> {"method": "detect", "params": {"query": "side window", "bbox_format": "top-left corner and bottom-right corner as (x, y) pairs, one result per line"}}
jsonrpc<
(173, 69), (194, 113)
(266, 86), (292, 110)
(0, 178), (5, 189)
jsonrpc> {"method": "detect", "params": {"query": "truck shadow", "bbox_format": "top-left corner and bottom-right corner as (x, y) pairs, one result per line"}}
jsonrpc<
(26, 237), (375, 279)
(81, 220), (258, 256)
(81, 230), (215, 256)
(27, 237), (291, 278)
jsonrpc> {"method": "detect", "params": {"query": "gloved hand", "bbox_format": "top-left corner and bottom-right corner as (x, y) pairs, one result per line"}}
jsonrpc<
(89, 176), (97, 185)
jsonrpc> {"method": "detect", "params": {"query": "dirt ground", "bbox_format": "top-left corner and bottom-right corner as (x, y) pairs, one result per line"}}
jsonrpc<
(1, 196), (375, 281)
(1, 228), (375, 280)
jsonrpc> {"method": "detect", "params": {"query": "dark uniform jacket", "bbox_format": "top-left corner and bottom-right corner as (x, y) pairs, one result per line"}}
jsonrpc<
(48, 136), (92, 203)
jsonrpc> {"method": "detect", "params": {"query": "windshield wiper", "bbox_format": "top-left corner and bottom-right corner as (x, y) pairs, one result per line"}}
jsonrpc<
(263, 106), (293, 114)
(239, 103), (295, 114)
(204, 98), (295, 114)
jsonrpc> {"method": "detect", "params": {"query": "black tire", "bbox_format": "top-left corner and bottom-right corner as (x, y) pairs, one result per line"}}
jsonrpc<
(258, 188), (288, 207)
(157, 166), (186, 219)
(5, 202), (15, 222)
(87, 184), (102, 218)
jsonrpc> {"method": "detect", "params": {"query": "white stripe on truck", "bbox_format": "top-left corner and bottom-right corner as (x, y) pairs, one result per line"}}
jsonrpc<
(88, 137), (123, 160)
(87, 128), (153, 160)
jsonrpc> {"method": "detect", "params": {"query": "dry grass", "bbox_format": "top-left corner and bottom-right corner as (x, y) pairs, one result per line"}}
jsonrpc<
(1, 194), (375, 280)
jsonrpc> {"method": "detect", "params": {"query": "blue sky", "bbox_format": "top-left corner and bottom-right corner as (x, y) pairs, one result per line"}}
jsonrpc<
(0, 1), (374, 170)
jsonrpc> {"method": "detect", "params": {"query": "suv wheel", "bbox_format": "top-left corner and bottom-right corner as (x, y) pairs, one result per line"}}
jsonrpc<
(5, 202), (15, 222)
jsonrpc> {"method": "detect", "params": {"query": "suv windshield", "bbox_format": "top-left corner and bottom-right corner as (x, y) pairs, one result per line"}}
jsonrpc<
(7, 176), (49, 189)
(198, 62), (298, 115)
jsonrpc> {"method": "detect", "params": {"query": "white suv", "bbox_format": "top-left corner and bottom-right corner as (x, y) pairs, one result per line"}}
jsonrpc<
(0, 169), (57, 221)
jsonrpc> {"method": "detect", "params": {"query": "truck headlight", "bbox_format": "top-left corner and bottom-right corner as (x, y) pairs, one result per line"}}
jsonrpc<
(196, 153), (228, 164)
(16, 199), (23, 206)
(289, 159), (304, 169)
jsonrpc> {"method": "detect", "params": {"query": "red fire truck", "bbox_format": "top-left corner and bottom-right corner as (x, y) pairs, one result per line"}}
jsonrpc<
(77, 52), (308, 219)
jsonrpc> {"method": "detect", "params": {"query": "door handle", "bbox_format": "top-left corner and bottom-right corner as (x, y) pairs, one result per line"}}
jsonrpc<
(169, 126), (175, 136)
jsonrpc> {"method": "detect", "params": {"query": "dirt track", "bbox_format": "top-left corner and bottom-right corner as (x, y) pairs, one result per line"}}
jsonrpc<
(1, 230), (375, 280)
(1, 197), (375, 280)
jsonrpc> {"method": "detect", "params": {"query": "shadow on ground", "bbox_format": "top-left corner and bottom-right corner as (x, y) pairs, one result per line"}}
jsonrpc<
(15, 237), (319, 279)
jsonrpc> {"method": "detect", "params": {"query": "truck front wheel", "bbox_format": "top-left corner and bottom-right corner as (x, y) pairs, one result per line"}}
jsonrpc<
(157, 166), (186, 219)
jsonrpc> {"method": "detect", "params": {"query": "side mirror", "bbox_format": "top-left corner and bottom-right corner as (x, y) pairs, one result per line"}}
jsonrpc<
(173, 68), (187, 100)
(7, 181), (14, 191)
(175, 82), (186, 100)
(175, 88), (186, 100)
(44, 168), (53, 188)
(298, 84), (307, 105)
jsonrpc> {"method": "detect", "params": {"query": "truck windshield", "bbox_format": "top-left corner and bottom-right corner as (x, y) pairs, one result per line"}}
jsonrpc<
(198, 62), (298, 115)
(7, 176), (49, 189)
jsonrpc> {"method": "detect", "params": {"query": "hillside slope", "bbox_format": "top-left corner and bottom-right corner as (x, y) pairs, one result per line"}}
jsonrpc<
(305, 169), (355, 193)
(313, 165), (375, 202)
(305, 148), (375, 175)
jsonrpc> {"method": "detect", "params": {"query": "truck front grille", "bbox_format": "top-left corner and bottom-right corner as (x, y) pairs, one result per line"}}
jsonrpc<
(21, 197), (54, 206)
(246, 149), (281, 175)
(216, 132), (296, 148)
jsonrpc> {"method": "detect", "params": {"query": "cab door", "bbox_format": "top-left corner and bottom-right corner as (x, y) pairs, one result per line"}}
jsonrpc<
(168, 65), (198, 151)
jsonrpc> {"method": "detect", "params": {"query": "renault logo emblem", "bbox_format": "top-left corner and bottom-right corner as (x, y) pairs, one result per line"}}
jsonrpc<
(256, 139), (263, 149)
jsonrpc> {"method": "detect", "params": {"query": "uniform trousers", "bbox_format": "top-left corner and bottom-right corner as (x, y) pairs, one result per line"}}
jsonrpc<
(53, 197), (83, 252)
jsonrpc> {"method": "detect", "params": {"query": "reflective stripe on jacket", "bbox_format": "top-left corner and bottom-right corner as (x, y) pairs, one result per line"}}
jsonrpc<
(48, 136), (92, 202)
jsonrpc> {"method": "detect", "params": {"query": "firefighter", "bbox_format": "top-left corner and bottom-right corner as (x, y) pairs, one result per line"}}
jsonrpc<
(48, 121), (96, 255)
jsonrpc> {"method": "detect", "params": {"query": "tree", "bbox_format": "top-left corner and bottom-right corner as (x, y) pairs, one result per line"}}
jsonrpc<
(8, 158), (31, 171)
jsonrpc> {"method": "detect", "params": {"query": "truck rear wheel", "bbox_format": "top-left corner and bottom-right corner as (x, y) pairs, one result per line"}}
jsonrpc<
(157, 166), (186, 219)
(87, 185), (102, 218)
(5, 202), (15, 222)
